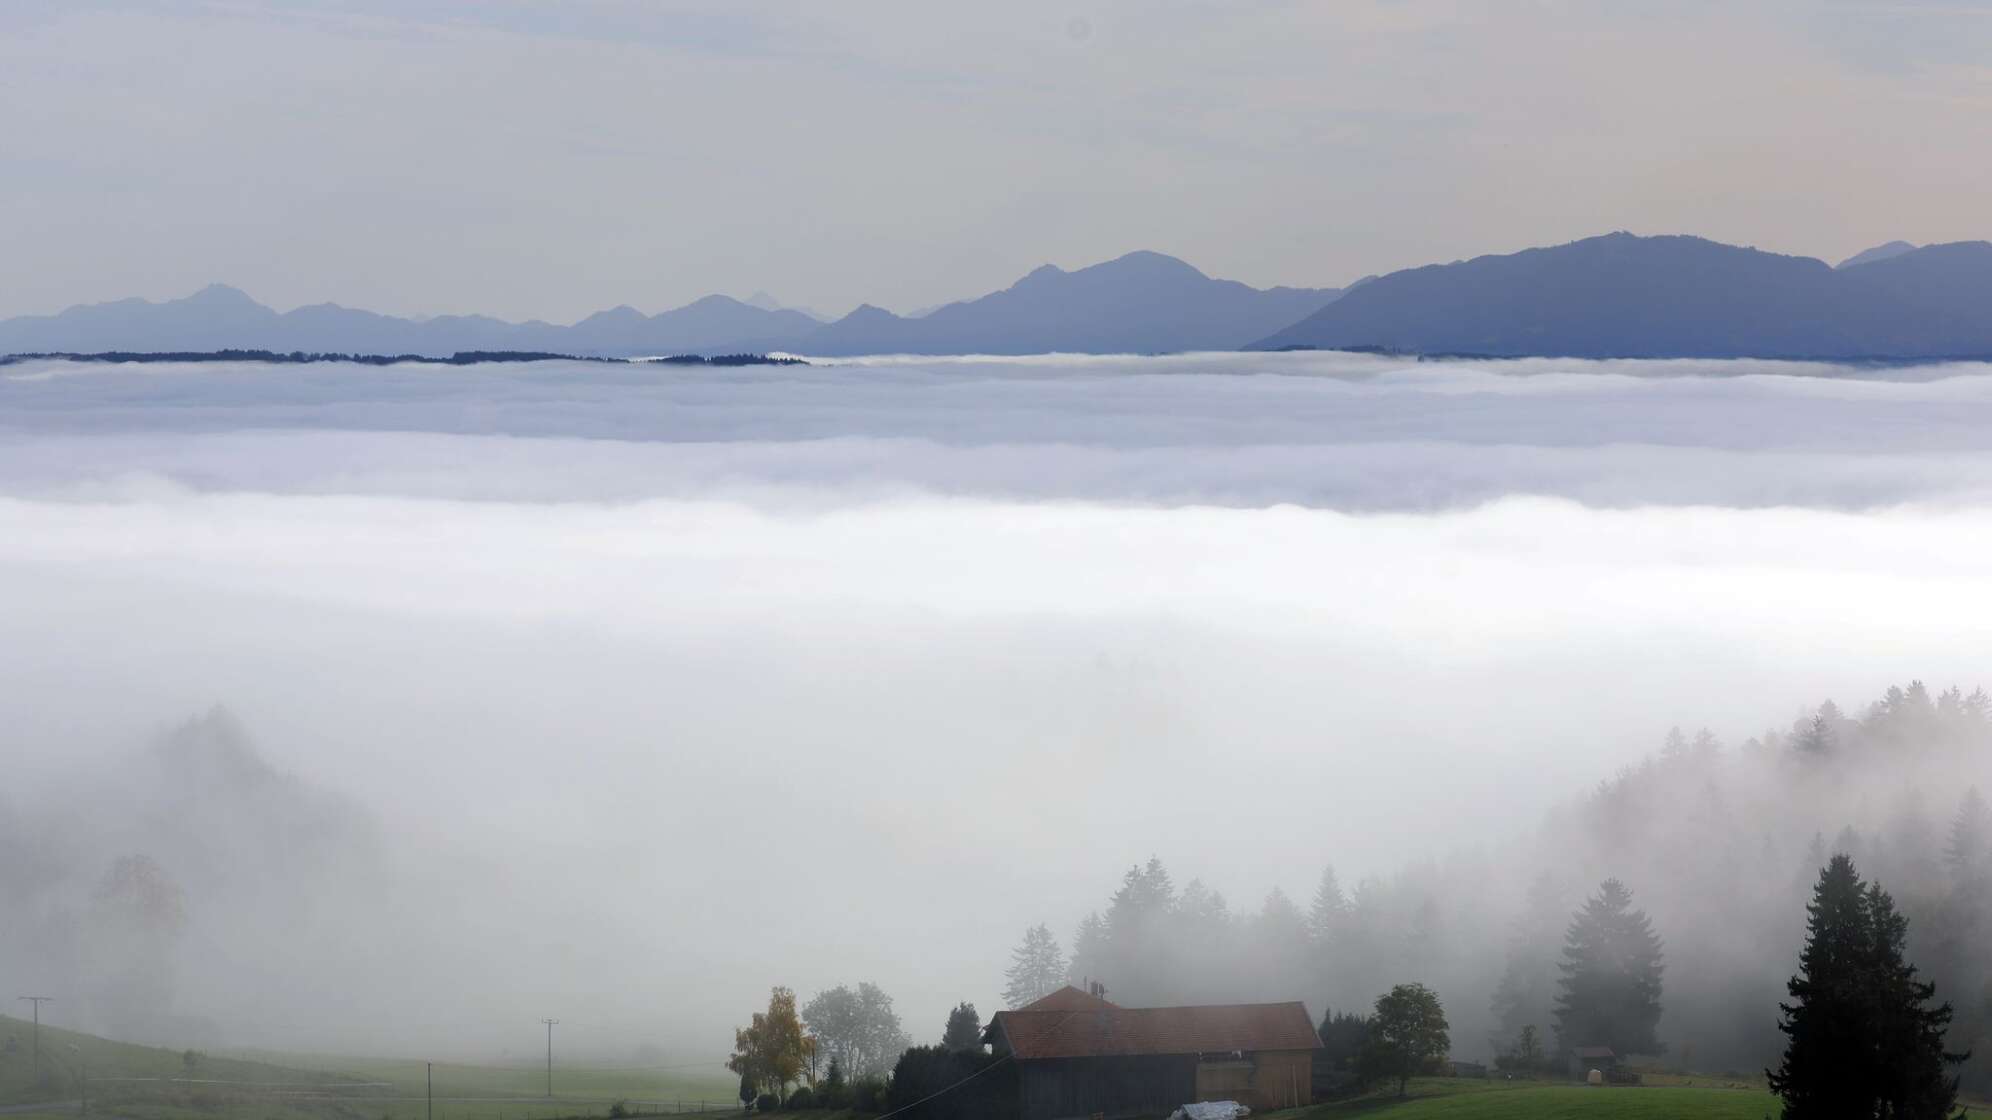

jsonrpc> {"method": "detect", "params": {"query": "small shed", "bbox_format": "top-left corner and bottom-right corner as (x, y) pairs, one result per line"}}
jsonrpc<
(1567, 1045), (1617, 1081)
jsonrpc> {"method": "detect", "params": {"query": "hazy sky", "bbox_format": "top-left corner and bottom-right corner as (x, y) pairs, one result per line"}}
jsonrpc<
(5, 1), (1991, 322)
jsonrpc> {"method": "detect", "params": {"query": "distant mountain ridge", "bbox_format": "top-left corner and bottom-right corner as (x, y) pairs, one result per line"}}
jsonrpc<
(0, 252), (1341, 359)
(0, 285), (821, 359)
(13, 234), (1992, 361)
(804, 250), (1341, 355)
(1255, 232), (1992, 359)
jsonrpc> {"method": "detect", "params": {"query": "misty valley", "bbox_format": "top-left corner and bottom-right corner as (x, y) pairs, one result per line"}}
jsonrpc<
(5, 353), (1992, 1120)
(17, 2), (1992, 1116)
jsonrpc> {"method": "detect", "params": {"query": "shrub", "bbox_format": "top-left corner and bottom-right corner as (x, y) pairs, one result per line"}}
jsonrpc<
(757, 1094), (779, 1113)
(885, 1046), (1015, 1120)
(609, 1101), (631, 1119)
(1316, 1010), (1370, 1079)
(784, 1087), (814, 1110)
(851, 1076), (887, 1113)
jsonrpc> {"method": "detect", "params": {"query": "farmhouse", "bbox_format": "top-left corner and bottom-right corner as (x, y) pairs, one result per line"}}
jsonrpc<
(984, 986), (1322, 1120)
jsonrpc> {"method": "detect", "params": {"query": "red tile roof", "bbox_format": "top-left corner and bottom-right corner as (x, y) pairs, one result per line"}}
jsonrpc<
(1016, 985), (1121, 1013)
(991, 1002), (1321, 1060)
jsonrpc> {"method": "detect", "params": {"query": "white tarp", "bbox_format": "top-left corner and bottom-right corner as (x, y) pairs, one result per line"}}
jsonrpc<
(1170, 1102), (1251, 1120)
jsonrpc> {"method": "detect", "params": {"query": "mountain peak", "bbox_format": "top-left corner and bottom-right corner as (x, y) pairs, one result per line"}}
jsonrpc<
(578, 304), (645, 325)
(836, 303), (902, 325)
(1098, 249), (1206, 277)
(1836, 241), (1920, 270)
(184, 282), (261, 308)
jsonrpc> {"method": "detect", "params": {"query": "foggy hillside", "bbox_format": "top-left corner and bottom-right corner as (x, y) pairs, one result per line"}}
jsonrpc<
(1048, 684), (1992, 1090)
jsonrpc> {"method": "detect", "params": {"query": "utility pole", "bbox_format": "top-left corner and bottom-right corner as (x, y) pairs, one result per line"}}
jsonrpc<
(69, 1044), (86, 1114)
(427, 1061), (433, 1120)
(539, 1019), (559, 1099)
(17, 997), (53, 1086)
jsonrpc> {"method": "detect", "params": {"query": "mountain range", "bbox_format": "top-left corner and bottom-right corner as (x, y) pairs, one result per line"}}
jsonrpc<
(9, 233), (1992, 361)
(1256, 233), (1992, 359)
(0, 252), (1340, 359)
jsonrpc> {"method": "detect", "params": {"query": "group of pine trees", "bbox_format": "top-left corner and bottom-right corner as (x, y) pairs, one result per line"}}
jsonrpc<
(1005, 854), (1439, 1014)
(999, 679), (1992, 1101)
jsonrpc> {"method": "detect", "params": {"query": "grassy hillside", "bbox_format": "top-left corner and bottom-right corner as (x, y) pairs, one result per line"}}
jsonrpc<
(0, 1013), (351, 1102)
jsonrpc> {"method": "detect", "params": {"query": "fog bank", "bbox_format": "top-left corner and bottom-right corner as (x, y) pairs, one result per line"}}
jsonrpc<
(4, 352), (1990, 1070)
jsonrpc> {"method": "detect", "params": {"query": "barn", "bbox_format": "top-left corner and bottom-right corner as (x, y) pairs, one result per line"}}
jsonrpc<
(984, 987), (1322, 1120)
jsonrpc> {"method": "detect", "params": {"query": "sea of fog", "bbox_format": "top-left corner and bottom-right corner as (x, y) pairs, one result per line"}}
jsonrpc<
(4, 350), (1992, 1057)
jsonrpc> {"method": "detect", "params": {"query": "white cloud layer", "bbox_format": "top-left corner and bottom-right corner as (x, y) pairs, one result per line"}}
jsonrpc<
(6, 353), (1992, 1059)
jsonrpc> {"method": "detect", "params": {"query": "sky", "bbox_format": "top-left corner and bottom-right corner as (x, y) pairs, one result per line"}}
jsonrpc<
(7, 352), (1992, 1059)
(4, 1), (1991, 322)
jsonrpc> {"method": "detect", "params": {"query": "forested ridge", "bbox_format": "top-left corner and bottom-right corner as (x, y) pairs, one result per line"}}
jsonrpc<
(1033, 681), (1992, 1088)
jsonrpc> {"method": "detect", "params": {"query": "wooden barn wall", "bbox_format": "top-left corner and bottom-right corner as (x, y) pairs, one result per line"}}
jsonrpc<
(1015, 1056), (1197, 1120)
(1245, 1050), (1314, 1110)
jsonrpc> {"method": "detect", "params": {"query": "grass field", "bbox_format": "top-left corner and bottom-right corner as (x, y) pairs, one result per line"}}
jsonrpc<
(12, 1019), (1978, 1120)
(223, 1051), (739, 1120)
(1279, 1078), (1779, 1119)
(0, 1015), (734, 1120)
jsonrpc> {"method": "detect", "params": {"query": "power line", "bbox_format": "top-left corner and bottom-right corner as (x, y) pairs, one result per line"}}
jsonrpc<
(869, 1054), (1013, 1120)
(16, 997), (53, 1086)
(866, 1003), (1093, 1120)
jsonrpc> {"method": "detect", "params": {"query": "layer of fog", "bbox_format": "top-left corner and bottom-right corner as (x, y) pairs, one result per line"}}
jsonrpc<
(5, 352), (1992, 1070)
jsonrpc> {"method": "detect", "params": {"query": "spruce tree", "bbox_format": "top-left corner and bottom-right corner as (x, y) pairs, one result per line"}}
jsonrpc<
(1945, 788), (1989, 880)
(942, 1002), (982, 1052)
(1553, 878), (1665, 1057)
(1307, 865), (1349, 946)
(1068, 912), (1106, 991)
(1769, 854), (1967, 1118)
(1002, 924), (1067, 1008)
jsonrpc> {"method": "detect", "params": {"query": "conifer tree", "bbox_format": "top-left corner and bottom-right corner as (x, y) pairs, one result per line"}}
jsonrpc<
(1067, 912), (1106, 991)
(941, 1002), (982, 1052)
(1946, 788), (1989, 880)
(1307, 865), (1349, 946)
(1002, 924), (1067, 1008)
(1768, 854), (1966, 1118)
(1553, 879), (1665, 1056)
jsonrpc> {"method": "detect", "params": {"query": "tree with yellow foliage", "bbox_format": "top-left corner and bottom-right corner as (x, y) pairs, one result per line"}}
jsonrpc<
(728, 987), (815, 1104)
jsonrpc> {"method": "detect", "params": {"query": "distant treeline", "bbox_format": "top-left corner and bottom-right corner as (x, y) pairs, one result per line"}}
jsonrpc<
(0, 349), (807, 367)
(642, 354), (810, 366)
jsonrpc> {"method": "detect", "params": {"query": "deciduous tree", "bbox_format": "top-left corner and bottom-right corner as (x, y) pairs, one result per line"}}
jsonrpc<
(1359, 983), (1449, 1097)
